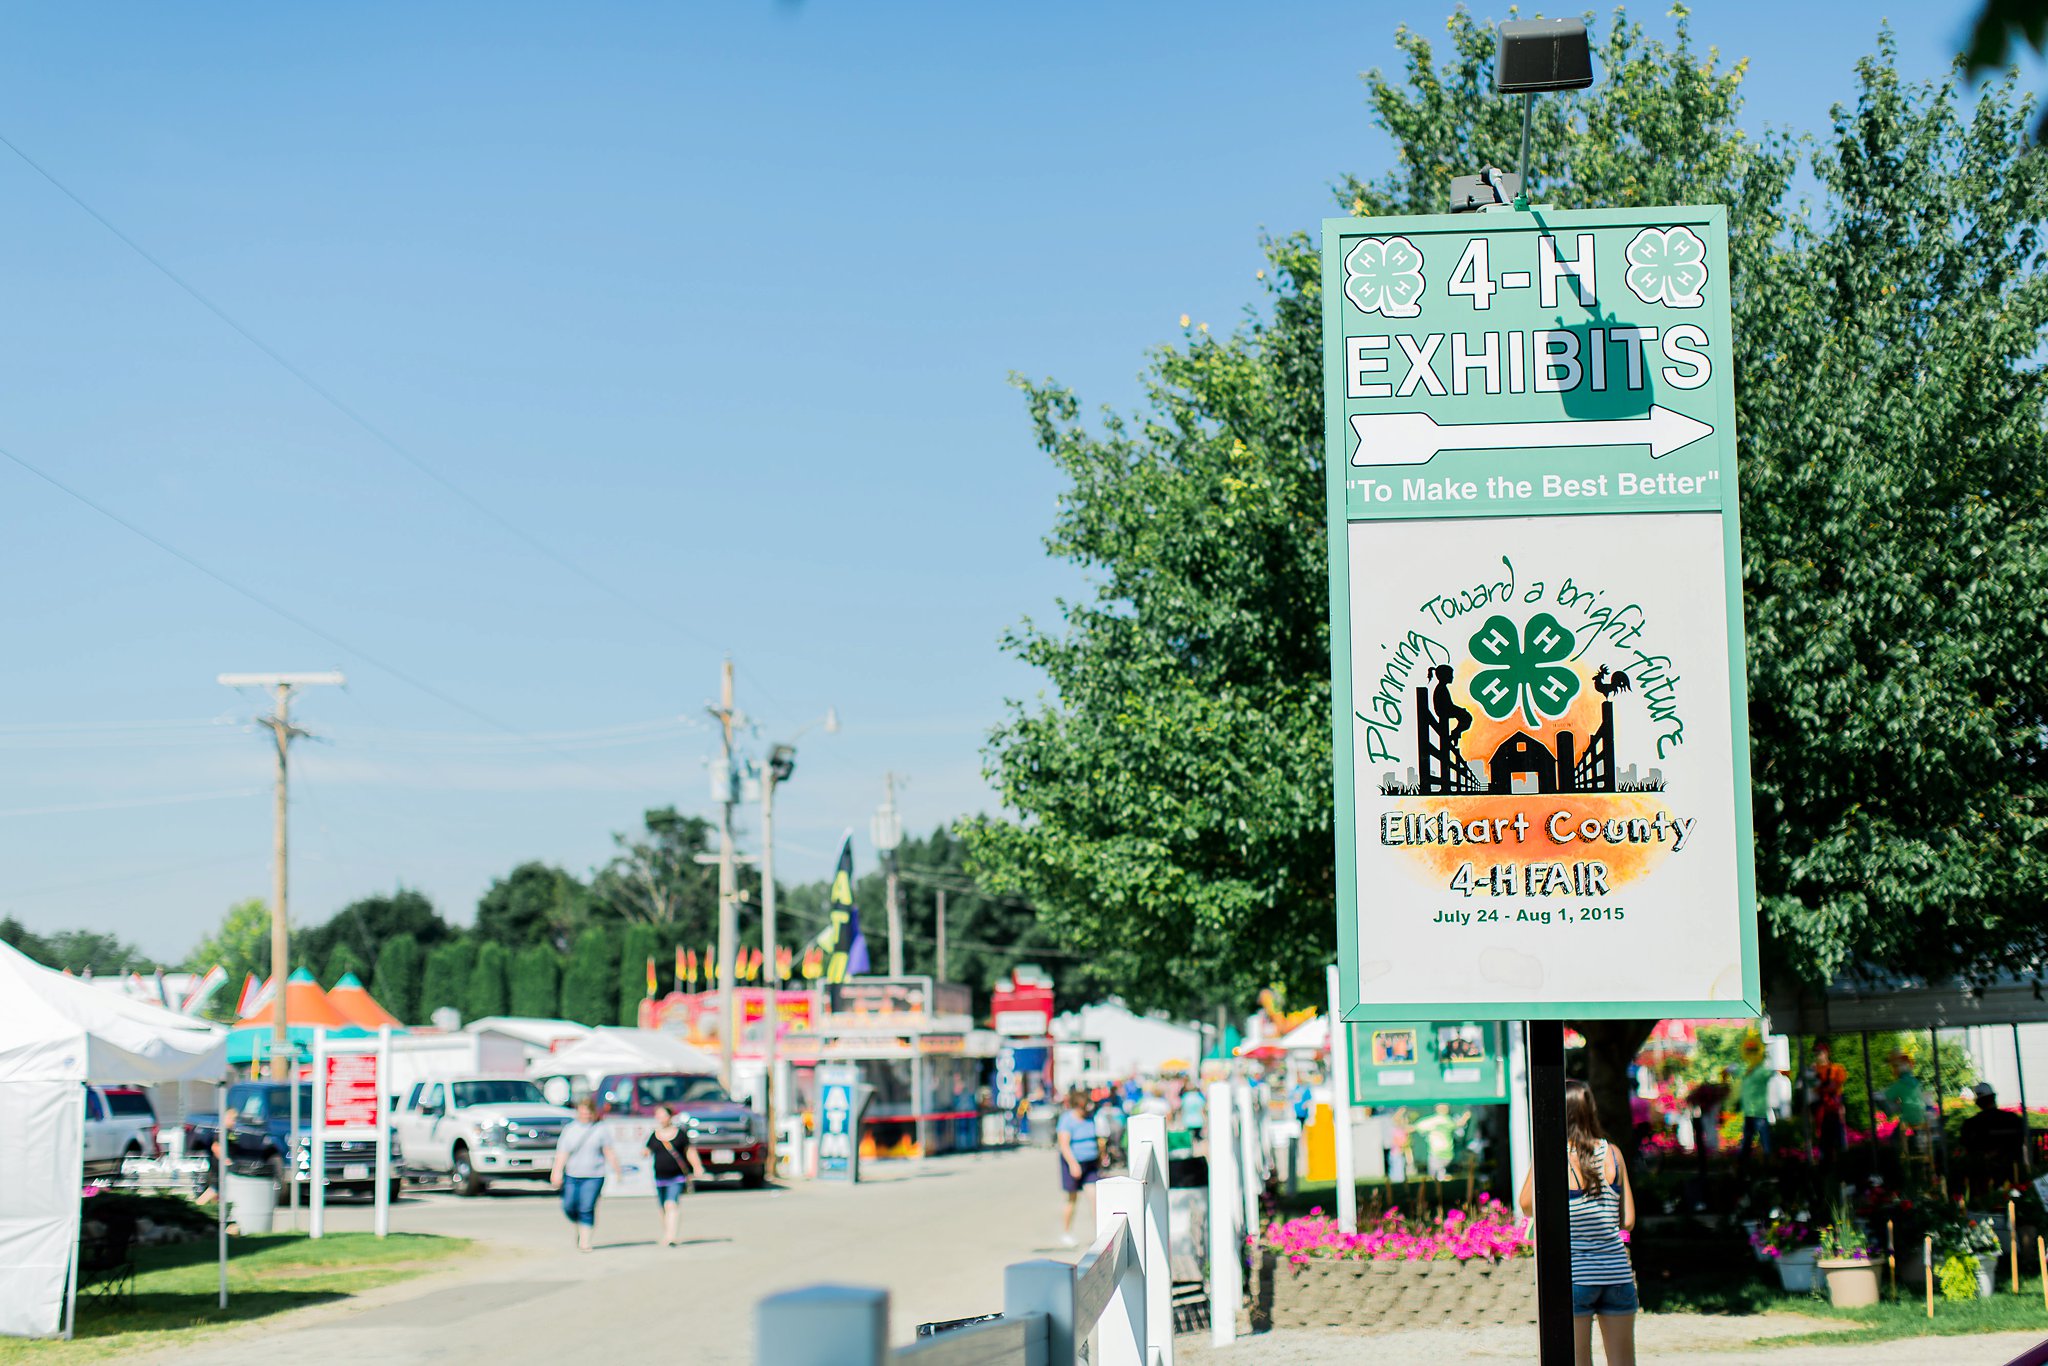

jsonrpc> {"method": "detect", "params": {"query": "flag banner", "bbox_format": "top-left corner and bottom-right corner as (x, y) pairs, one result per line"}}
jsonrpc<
(182, 964), (228, 1014)
(645, 956), (657, 998)
(814, 835), (872, 983)
(675, 944), (685, 989)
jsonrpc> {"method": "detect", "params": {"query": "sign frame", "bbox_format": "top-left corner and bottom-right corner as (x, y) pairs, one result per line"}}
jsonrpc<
(1323, 203), (1760, 1024)
(1348, 1019), (1508, 1106)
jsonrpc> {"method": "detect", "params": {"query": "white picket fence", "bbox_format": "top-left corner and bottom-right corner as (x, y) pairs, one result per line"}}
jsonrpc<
(756, 1113), (1178, 1366)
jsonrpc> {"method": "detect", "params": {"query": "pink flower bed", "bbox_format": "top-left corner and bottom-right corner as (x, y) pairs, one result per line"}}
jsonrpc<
(1258, 1196), (1533, 1265)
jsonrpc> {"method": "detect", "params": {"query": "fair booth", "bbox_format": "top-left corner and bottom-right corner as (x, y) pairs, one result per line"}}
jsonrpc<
(0, 942), (226, 1338)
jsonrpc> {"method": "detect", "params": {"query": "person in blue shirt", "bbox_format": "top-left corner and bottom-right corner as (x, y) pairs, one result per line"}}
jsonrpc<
(1291, 1076), (1316, 1124)
(1056, 1089), (1102, 1246)
(1180, 1082), (1208, 1140)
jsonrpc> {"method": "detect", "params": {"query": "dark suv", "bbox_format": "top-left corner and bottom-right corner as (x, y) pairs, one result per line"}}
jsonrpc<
(594, 1072), (767, 1186)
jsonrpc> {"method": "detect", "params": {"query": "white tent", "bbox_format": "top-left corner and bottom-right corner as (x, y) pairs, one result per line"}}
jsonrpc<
(1276, 1015), (1330, 1053)
(0, 941), (226, 1338)
(531, 1027), (718, 1088)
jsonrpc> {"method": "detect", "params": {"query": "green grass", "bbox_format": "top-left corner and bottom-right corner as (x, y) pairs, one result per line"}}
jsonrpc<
(0, 1230), (472, 1362)
(1758, 1284), (2048, 1346)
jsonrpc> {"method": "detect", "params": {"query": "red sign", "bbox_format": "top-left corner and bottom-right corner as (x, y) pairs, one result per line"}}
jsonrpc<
(324, 1053), (380, 1129)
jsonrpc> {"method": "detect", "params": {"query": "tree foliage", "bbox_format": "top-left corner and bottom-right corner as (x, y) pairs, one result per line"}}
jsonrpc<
(184, 898), (274, 1016)
(372, 933), (423, 1027)
(511, 944), (562, 1018)
(421, 939), (476, 1023)
(3, 919), (156, 976)
(468, 941), (512, 1020)
(475, 862), (588, 952)
(1737, 42), (2048, 986)
(322, 943), (368, 989)
(300, 888), (453, 972)
(561, 926), (616, 1026)
(589, 808), (723, 941)
(617, 922), (662, 1026)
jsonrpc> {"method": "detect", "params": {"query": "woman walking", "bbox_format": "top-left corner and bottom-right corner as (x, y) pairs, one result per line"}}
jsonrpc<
(550, 1096), (622, 1252)
(1519, 1079), (1636, 1366)
(1055, 1089), (1101, 1247)
(646, 1103), (706, 1247)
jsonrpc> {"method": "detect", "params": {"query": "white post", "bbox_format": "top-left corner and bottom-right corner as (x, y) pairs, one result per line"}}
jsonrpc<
(1325, 964), (1357, 1234)
(218, 1069), (229, 1310)
(63, 1085), (85, 1340)
(310, 1028), (327, 1239)
(1127, 1113), (1173, 1366)
(755, 1284), (888, 1366)
(1094, 1176), (1146, 1366)
(1507, 1021), (1531, 1217)
(1235, 1082), (1260, 1235)
(1005, 1259), (1078, 1366)
(1206, 1080), (1240, 1348)
(374, 1024), (392, 1238)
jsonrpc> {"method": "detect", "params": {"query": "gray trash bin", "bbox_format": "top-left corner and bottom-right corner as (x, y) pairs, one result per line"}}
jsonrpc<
(225, 1170), (277, 1233)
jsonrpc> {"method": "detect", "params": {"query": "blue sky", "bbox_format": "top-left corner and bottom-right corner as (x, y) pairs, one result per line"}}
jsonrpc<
(0, 1), (2007, 960)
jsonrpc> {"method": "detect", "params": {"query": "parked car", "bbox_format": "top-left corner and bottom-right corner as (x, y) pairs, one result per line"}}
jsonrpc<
(82, 1084), (159, 1178)
(184, 1080), (403, 1203)
(393, 1077), (574, 1196)
(594, 1072), (768, 1186)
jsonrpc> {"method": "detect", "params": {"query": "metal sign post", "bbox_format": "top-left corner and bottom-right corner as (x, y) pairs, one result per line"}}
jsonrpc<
(310, 1029), (327, 1239)
(310, 1027), (389, 1239)
(1527, 1021), (1572, 1361)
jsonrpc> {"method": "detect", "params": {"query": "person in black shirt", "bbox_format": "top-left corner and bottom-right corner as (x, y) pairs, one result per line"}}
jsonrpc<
(646, 1104), (707, 1247)
(1960, 1083), (2030, 1201)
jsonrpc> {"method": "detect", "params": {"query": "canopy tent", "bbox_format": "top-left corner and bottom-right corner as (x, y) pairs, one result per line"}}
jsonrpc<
(534, 1027), (719, 1086)
(227, 968), (368, 1064)
(1770, 967), (2048, 1034)
(0, 941), (226, 1338)
(326, 973), (401, 1030)
(1275, 1015), (1331, 1054)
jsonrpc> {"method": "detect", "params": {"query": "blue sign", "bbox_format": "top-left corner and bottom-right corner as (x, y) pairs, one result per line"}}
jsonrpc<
(818, 1062), (858, 1180)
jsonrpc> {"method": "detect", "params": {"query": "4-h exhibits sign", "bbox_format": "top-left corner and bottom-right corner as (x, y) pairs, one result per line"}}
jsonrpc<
(1323, 205), (1759, 1023)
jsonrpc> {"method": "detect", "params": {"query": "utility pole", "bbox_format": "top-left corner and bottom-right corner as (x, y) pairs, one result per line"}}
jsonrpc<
(707, 659), (739, 1092)
(871, 773), (904, 976)
(218, 671), (345, 1079)
(760, 743), (791, 1175)
(934, 888), (947, 984)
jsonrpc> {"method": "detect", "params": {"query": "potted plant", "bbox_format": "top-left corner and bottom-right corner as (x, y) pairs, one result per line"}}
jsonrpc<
(1750, 1212), (1820, 1293)
(1815, 1214), (1878, 1308)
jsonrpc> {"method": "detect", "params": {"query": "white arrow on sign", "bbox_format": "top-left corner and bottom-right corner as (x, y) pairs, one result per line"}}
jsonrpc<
(1350, 404), (1714, 467)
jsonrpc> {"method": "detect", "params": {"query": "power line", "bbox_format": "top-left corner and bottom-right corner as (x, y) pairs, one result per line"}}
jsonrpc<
(0, 129), (804, 719)
(0, 440), (649, 791)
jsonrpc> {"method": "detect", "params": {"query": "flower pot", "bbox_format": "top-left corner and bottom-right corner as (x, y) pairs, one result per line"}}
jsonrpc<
(1774, 1246), (1820, 1294)
(1818, 1258), (1878, 1308)
(1978, 1262), (1995, 1299)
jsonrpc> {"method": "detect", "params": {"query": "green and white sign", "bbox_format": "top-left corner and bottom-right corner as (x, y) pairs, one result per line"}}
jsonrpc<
(1349, 1020), (1507, 1107)
(1323, 205), (1759, 1023)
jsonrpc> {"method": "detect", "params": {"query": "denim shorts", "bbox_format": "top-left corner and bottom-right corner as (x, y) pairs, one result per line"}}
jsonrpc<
(559, 1174), (604, 1226)
(1572, 1280), (1638, 1317)
(654, 1177), (687, 1207)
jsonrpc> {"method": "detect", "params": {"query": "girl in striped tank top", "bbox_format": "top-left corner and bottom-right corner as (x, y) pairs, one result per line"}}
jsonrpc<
(1519, 1079), (1637, 1365)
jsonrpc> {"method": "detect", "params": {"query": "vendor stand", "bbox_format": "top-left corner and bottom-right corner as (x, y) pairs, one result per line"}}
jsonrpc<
(777, 976), (997, 1159)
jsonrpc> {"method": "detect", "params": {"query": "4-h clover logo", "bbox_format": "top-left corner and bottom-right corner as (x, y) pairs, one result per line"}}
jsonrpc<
(1343, 235), (1425, 318)
(1623, 225), (1709, 308)
(1468, 612), (1580, 729)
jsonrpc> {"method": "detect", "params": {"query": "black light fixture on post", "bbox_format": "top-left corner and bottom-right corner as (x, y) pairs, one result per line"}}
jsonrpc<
(1452, 17), (1594, 213)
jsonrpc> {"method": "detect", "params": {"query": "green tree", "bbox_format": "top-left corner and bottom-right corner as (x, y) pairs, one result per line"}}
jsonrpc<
(1737, 44), (2048, 990)
(322, 943), (368, 989)
(468, 941), (512, 1020)
(372, 933), (423, 1026)
(35, 929), (155, 976)
(511, 944), (562, 1018)
(561, 926), (616, 1026)
(0, 915), (51, 964)
(475, 862), (587, 951)
(617, 922), (662, 1026)
(301, 888), (452, 972)
(589, 807), (724, 942)
(421, 939), (476, 1023)
(184, 898), (274, 1018)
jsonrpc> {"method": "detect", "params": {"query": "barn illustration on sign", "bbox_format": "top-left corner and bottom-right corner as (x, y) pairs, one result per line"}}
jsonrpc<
(1389, 611), (1664, 799)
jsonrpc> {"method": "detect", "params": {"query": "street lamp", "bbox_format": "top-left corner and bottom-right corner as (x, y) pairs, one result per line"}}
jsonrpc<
(1450, 18), (1593, 213)
(758, 708), (837, 1177)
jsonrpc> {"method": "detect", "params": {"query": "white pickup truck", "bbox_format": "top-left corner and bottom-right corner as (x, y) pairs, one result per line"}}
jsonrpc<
(393, 1077), (574, 1196)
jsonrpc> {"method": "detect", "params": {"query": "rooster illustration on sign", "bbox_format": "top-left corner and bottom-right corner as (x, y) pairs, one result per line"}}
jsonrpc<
(1593, 665), (1632, 697)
